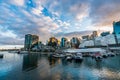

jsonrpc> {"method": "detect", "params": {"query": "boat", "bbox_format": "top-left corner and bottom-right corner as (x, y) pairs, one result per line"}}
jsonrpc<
(94, 52), (102, 61)
(102, 54), (108, 58)
(65, 54), (73, 61)
(113, 51), (120, 55)
(52, 53), (65, 58)
(115, 53), (119, 55)
(107, 52), (115, 57)
(0, 54), (3, 58)
(74, 53), (83, 62)
(102, 52), (108, 58)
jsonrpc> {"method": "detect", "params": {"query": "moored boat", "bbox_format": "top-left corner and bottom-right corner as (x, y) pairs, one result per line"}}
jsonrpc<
(94, 52), (102, 61)
(65, 54), (73, 61)
(74, 53), (83, 62)
(102, 52), (108, 58)
(52, 53), (65, 58)
(107, 52), (115, 57)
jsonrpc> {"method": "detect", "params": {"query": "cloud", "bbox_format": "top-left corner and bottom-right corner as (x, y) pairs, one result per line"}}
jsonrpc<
(69, 1), (90, 21)
(0, 0), (120, 46)
(0, 1), (62, 44)
(10, 0), (25, 6)
(0, 26), (23, 45)
(55, 30), (93, 41)
(89, 0), (120, 28)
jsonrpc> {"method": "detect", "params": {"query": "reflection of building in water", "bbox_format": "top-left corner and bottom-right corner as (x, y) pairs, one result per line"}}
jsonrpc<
(48, 58), (56, 66)
(48, 57), (61, 67)
(22, 53), (38, 71)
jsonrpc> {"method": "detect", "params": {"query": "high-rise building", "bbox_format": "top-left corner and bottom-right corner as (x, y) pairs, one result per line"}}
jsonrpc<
(70, 37), (80, 48)
(92, 31), (98, 37)
(82, 35), (90, 40)
(113, 21), (120, 44)
(60, 37), (68, 47)
(88, 31), (98, 46)
(47, 37), (58, 48)
(101, 32), (110, 36)
(24, 34), (39, 50)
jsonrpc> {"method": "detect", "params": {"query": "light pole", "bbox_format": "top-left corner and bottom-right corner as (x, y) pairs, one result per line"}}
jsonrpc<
(114, 33), (118, 46)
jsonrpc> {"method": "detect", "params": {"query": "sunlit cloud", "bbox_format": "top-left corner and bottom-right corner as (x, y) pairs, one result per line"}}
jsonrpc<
(0, 0), (120, 47)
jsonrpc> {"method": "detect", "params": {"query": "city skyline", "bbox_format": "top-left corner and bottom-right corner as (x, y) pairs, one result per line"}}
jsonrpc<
(0, 0), (120, 49)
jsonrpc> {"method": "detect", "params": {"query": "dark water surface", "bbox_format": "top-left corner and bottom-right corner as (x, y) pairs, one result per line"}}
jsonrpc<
(0, 51), (120, 80)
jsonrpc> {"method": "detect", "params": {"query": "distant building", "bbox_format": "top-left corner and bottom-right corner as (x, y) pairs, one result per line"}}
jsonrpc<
(89, 31), (98, 40)
(92, 31), (98, 37)
(66, 41), (71, 48)
(60, 37), (71, 48)
(32, 41), (43, 51)
(89, 31), (98, 46)
(101, 32), (110, 36)
(47, 37), (58, 48)
(82, 35), (90, 40)
(70, 37), (80, 48)
(113, 21), (120, 44)
(24, 34), (39, 50)
(60, 37), (68, 47)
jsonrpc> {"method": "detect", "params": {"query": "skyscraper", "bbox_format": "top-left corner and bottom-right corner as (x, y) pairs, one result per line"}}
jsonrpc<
(60, 37), (68, 47)
(92, 31), (98, 38)
(47, 37), (58, 48)
(70, 37), (80, 48)
(113, 21), (120, 44)
(24, 34), (39, 50)
(100, 32), (110, 36)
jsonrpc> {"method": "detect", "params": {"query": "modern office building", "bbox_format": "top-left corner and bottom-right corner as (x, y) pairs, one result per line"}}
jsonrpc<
(24, 34), (39, 50)
(82, 35), (90, 40)
(47, 37), (58, 48)
(113, 21), (120, 44)
(101, 32), (110, 36)
(90, 31), (98, 40)
(92, 31), (98, 37)
(70, 37), (80, 48)
(60, 37), (68, 47)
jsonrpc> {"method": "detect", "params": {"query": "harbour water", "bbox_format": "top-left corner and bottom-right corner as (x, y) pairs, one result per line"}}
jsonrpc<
(0, 51), (120, 80)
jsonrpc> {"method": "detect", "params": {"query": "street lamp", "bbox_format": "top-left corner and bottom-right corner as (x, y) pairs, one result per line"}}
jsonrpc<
(113, 32), (118, 46)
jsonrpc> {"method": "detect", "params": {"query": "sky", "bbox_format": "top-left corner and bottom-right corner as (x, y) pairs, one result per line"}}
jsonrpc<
(0, 0), (120, 49)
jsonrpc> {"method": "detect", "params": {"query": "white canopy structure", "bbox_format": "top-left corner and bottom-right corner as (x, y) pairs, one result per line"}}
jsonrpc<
(79, 34), (116, 48)
(64, 48), (106, 53)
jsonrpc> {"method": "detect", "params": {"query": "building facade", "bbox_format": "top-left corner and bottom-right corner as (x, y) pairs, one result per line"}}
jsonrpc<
(101, 32), (110, 36)
(70, 37), (80, 48)
(82, 35), (90, 40)
(113, 21), (120, 44)
(24, 34), (39, 50)
(47, 37), (58, 48)
(60, 37), (68, 47)
(92, 31), (98, 38)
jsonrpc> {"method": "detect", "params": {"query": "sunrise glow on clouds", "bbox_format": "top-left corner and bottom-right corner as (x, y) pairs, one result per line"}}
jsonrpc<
(0, 0), (120, 48)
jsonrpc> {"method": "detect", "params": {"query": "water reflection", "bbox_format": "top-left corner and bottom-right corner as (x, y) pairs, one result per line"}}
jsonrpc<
(0, 52), (120, 80)
(48, 57), (56, 66)
(22, 53), (38, 71)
